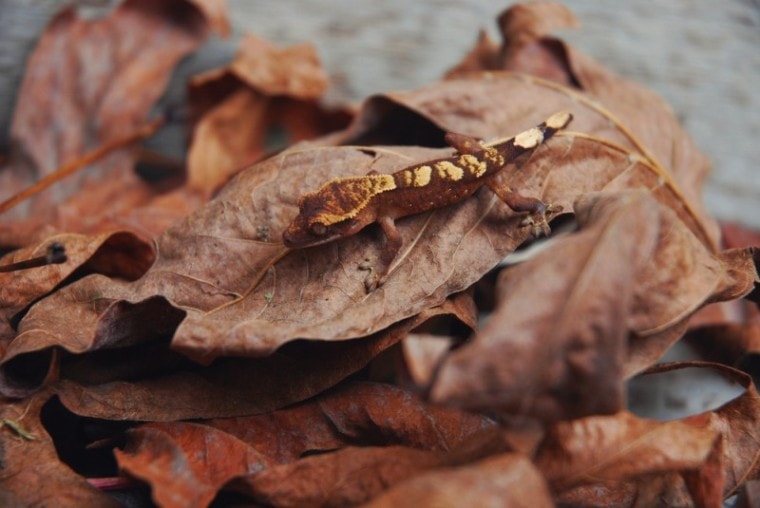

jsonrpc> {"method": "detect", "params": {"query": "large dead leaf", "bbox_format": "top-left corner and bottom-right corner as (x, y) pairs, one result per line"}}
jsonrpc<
(187, 33), (349, 194)
(116, 422), (271, 508)
(445, 1), (718, 247)
(0, 0), (224, 245)
(363, 453), (553, 508)
(0, 393), (117, 506)
(9, 64), (731, 375)
(430, 191), (756, 420)
(113, 382), (493, 505)
(35, 297), (471, 418)
(533, 362), (760, 505)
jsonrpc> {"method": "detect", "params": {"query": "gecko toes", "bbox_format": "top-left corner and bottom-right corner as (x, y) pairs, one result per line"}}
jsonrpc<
(521, 204), (563, 237)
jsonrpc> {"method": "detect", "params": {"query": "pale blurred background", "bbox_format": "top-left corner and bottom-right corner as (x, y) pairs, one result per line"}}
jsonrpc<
(2, 0), (758, 228)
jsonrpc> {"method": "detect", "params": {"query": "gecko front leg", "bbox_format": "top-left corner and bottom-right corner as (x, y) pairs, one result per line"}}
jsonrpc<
(360, 214), (402, 292)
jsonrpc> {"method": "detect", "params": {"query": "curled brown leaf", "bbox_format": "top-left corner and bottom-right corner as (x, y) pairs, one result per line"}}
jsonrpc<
(0, 0), (223, 244)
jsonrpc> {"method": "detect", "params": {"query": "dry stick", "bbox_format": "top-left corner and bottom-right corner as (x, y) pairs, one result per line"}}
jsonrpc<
(0, 117), (165, 215)
(0, 242), (67, 273)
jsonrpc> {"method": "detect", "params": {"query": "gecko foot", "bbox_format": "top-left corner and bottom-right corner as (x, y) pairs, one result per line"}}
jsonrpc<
(520, 203), (563, 237)
(358, 258), (380, 292)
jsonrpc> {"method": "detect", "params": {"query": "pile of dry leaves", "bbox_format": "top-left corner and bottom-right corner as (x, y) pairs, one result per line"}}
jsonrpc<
(1, 1), (758, 506)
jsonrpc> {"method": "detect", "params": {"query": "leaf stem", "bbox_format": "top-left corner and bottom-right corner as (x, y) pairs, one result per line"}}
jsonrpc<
(0, 117), (164, 215)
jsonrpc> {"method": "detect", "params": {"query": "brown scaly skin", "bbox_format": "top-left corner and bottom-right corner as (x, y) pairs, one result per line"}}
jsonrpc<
(283, 111), (572, 291)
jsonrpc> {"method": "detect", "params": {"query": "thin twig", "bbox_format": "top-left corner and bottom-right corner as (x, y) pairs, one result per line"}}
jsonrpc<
(0, 117), (164, 215)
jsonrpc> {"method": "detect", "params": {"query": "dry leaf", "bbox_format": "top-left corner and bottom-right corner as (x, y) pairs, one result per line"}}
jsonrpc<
(363, 453), (553, 508)
(533, 362), (760, 505)
(206, 381), (493, 462)
(228, 445), (441, 507)
(0, 0), (223, 244)
(14, 65), (729, 374)
(640, 362), (760, 498)
(535, 411), (721, 502)
(430, 191), (756, 420)
(443, 1), (718, 246)
(0, 393), (117, 506)
(113, 382), (494, 505)
(36, 298), (469, 418)
(116, 422), (271, 508)
(187, 33), (349, 194)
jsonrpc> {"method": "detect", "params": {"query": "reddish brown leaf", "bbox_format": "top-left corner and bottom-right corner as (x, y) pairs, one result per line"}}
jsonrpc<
(442, 2), (718, 248)
(208, 381), (494, 463)
(187, 33), (348, 194)
(228, 445), (442, 507)
(44, 300), (467, 419)
(443, 30), (500, 78)
(17, 70), (725, 369)
(430, 191), (655, 420)
(115, 422), (271, 508)
(0, 231), (154, 387)
(431, 191), (755, 420)
(363, 453), (553, 508)
(535, 411), (721, 495)
(534, 362), (760, 505)
(0, 393), (117, 506)
(112, 381), (494, 505)
(0, 0), (222, 244)
(496, 2), (579, 85)
(641, 362), (760, 497)
(223, 418), (527, 507)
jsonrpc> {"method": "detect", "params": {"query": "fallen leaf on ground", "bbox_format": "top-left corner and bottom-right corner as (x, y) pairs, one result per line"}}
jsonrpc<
(363, 453), (553, 508)
(0, 0), (225, 245)
(14, 66), (730, 371)
(116, 422), (271, 508)
(42, 296), (472, 419)
(0, 393), (118, 506)
(187, 33), (350, 194)
(113, 382), (494, 505)
(430, 191), (755, 420)
(1, 1), (758, 505)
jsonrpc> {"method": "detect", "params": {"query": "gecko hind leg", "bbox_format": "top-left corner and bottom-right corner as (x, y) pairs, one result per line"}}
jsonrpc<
(485, 178), (562, 237)
(444, 132), (486, 155)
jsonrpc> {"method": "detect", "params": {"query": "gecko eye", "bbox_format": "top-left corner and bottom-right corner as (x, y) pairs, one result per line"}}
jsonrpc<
(309, 222), (328, 236)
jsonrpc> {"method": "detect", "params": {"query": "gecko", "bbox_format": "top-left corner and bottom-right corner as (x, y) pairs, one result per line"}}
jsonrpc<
(283, 111), (572, 291)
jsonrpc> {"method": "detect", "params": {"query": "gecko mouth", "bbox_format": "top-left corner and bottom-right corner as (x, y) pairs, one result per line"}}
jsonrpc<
(282, 227), (342, 249)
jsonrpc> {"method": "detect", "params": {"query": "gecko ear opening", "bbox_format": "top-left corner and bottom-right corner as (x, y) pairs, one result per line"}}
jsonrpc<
(309, 222), (328, 236)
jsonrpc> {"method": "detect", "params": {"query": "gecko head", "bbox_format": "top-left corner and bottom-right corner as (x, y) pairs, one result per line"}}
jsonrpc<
(282, 182), (375, 249)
